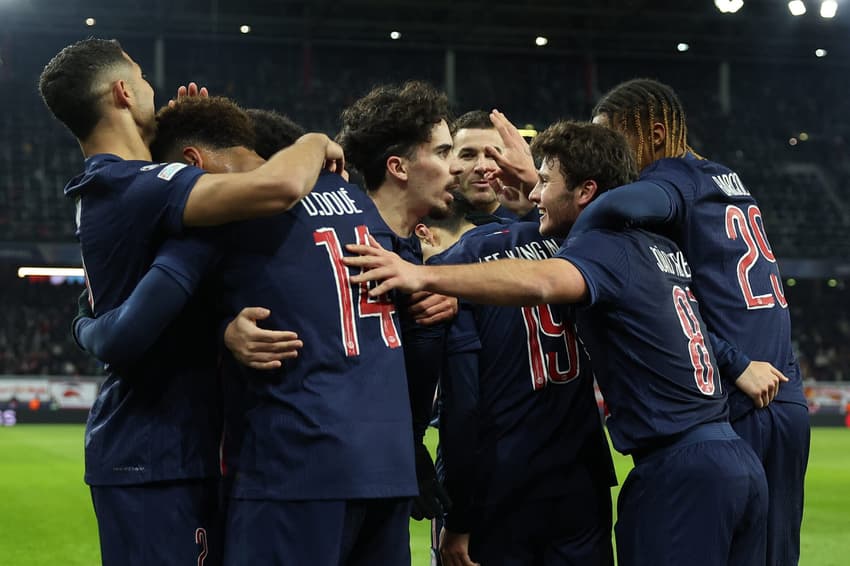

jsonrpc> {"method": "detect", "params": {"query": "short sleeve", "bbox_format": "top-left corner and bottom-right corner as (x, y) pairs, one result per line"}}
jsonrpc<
(125, 162), (206, 237)
(554, 230), (631, 306)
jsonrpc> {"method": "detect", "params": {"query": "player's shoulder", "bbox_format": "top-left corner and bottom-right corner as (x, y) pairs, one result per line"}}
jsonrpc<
(65, 154), (202, 197)
(442, 223), (514, 261)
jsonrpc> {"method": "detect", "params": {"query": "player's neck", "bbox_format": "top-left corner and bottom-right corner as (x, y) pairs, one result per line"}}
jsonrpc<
(369, 187), (419, 238)
(80, 118), (152, 162)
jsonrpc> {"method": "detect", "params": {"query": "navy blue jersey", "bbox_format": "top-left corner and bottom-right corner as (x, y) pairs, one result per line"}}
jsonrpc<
(66, 154), (222, 485)
(154, 173), (417, 501)
(643, 155), (806, 418)
(432, 222), (615, 527)
(558, 228), (729, 454)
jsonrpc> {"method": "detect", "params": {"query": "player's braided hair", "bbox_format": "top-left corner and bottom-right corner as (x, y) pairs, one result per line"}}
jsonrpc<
(530, 120), (638, 195)
(592, 78), (700, 172)
(338, 81), (450, 191)
(150, 97), (255, 162)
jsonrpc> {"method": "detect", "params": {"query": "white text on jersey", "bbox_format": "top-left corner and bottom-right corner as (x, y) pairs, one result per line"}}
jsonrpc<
(711, 172), (751, 197)
(301, 187), (364, 217)
(480, 239), (560, 262)
(650, 246), (692, 278)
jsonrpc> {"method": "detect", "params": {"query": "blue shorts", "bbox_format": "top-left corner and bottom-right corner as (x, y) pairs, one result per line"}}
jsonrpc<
(223, 497), (411, 566)
(616, 422), (768, 566)
(467, 470), (614, 566)
(90, 478), (222, 566)
(732, 401), (810, 566)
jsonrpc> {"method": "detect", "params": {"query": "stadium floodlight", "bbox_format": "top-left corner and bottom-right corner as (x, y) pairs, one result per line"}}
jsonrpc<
(677, 42), (690, 52)
(17, 267), (85, 278)
(820, 0), (837, 18)
(714, 0), (744, 13)
(816, 48), (828, 57)
(535, 36), (549, 46)
(85, 17), (96, 26)
(788, 0), (807, 16)
(390, 30), (401, 40)
(239, 24), (251, 34)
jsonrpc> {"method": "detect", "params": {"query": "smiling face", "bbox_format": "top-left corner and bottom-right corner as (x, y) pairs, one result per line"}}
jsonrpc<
(528, 156), (584, 238)
(405, 120), (462, 218)
(452, 127), (503, 213)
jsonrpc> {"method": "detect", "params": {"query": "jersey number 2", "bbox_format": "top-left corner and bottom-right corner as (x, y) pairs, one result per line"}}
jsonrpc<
(521, 305), (580, 391)
(725, 205), (787, 310)
(314, 226), (401, 357)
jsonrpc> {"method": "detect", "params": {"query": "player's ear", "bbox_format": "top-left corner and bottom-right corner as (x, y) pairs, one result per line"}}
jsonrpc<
(386, 155), (408, 183)
(112, 79), (132, 109)
(182, 146), (204, 168)
(577, 179), (598, 205)
(651, 122), (666, 151)
(414, 223), (436, 246)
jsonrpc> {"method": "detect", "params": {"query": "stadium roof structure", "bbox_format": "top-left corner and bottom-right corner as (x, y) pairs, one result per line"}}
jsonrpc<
(2, 0), (848, 63)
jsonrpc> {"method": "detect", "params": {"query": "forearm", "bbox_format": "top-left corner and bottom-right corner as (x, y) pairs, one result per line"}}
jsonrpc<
(183, 133), (331, 226)
(420, 258), (586, 306)
(74, 267), (191, 366)
(708, 331), (751, 383)
(569, 180), (675, 235)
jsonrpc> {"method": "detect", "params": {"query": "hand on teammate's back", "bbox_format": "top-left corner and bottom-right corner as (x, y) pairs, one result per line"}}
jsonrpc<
(734, 361), (790, 408)
(410, 442), (452, 520)
(223, 307), (303, 370)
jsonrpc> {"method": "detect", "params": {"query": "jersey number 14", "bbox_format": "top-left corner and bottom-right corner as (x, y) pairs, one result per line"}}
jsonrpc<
(314, 226), (401, 357)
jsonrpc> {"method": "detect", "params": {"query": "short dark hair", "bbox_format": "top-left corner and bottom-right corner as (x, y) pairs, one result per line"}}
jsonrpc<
(338, 81), (450, 191)
(531, 121), (637, 196)
(246, 108), (306, 159)
(150, 97), (255, 162)
(451, 110), (493, 134)
(39, 38), (129, 140)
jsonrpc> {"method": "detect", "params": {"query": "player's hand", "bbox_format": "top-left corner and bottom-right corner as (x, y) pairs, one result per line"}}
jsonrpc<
(439, 529), (480, 566)
(167, 82), (209, 108)
(491, 176), (537, 219)
(224, 307), (303, 370)
(485, 109), (538, 193)
(734, 361), (789, 408)
(323, 139), (346, 176)
(408, 292), (457, 325)
(344, 236), (427, 296)
(411, 442), (452, 521)
(71, 288), (94, 349)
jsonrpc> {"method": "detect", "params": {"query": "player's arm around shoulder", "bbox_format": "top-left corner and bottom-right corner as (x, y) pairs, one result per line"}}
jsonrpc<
(182, 133), (344, 226)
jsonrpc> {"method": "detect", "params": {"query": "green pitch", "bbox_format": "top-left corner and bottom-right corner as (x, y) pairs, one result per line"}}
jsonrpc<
(0, 425), (847, 565)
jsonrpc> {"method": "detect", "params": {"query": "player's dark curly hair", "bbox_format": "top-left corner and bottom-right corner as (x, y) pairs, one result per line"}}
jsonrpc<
(150, 97), (255, 162)
(592, 78), (700, 172)
(531, 121), (637, 195)
(39, 38), (129, 140)
(451, 110), (493, 134)
(246, 108), (306, 159)
(337, 81), (450, 191)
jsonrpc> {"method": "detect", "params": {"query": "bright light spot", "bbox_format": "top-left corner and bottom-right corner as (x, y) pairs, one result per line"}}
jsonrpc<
(677, 43), (690, 52)
(789, 137), (798, 146)
(85, 17), (96, 26)
(815, 48), (828, 57)
(786, 278), (797, 287)
(18, 267), (85, 278)
(535, 36), (549, 47)
(788, 0), (807, 16)
(715, 0), (744, 13)
(800, 132), (810, 141)
(518, 128), (538, 138)
(821, 0), (837, 18)
(828, 278), (839, 287)
(240, 24), (251, 34)
(390, 31), (401, 40)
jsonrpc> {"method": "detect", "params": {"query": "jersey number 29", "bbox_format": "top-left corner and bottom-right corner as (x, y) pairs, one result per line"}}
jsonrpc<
(725, 205), (788, 310)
